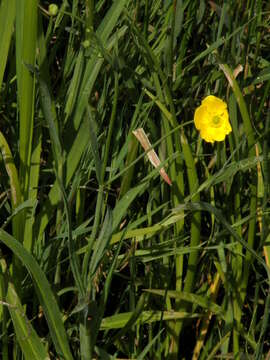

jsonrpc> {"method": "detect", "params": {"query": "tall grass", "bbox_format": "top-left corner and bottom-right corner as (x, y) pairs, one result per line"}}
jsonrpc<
(0, 0), (270, 359)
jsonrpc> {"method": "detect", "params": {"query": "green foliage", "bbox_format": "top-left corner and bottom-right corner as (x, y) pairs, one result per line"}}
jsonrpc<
(0, 0), (270, 359)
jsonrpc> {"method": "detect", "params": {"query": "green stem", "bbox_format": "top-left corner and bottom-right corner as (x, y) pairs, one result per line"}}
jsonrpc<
(180, 131), (201, 293)
(172, 131), (201, 356)
(0, 259), (8, 360)
(101, 72), (119, 182)
(167, 0), (177, 84)
(82, 186), (103, 283)
(143, 0), (149, 38)
(37, 71), (85, 296)
(0, 131), (23, 287)
(220, 63), (257, 355)
(17, 0), (38, 201)
(0, 132), (21, 209)
(85, 0), (94, 36)
(82, 72), (119, 285)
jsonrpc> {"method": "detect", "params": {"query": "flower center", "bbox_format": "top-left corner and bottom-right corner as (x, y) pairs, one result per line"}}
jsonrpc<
(211, 115), (222, 127)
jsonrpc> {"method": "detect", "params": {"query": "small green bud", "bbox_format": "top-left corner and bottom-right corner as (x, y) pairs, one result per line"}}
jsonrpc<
(82, 39), (90, 48)
(49, 4), (58, 16)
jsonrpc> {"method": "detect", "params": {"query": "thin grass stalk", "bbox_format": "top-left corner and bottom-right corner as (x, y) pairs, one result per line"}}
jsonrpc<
(192, 273), (221, 359)
(85, 0), (94, 36)
(172, 131), (201, 357)
(231, 180), (242, 357)
(253, 0), (262, 67)
(0, 0), (15, 91)
(0, 264), (8, 360)
(37, 71), (85, 297)
(143, 0), (149, 37)
(255, 108), (270, 357)
(151, 71), (183, 356)
(82, 72), (119, 285)
(0, 131), (23, 254)
(0, 132), (21, 209)
(16, 0), (38, 201)
(254, 289), (270, 359)
(119, 94), (144, 197)
(166, 0), (177, 84)
(100, 72), (119, 182)
(82, 186), (103, 283)
(180, 131), (201, 294)
(228, 120), (243, 355)
(119, 136), (139, 197)
(262, 106), (270, 248)
(23, 124), (42, 252)
(220, 63), (257, 356)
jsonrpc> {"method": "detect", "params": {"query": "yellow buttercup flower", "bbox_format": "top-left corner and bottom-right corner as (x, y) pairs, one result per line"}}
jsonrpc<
(194, 95), (232, 143)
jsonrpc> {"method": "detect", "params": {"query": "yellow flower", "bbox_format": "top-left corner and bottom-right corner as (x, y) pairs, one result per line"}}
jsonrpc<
(194, 95), (232, 143)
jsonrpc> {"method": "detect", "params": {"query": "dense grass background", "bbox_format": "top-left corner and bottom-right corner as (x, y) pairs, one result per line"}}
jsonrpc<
(0, 0), (270, 359)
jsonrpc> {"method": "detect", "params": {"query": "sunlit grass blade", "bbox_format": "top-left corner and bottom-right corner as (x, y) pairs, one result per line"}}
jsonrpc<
(100, 310), (202, 330)
(0, 0), (15, 90)
(0, 131), (21, 208)
(0, 130), (23, 246)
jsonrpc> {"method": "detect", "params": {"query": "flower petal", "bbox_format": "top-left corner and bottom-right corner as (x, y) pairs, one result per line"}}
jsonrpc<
(200, 128), (215, 143)
(224, 120), (232, 133)
(194, 105), (210, 130)
(210, 127), (227, 141)
(202, 95), (227, 114)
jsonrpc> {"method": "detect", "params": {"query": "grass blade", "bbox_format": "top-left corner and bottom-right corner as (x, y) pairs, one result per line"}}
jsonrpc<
(0, 260), (49, 360)
(0, 229), (73, 360)
(0, 0), (15, 90)
(16, 0), (38, 200)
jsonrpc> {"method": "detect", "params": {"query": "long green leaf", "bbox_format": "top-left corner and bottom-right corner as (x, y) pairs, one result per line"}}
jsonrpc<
(101, 310), (201, 330)
(0, 229), (73, 360)
(16, 0), (38, 200)
(0, 130), (23, 244)
(0, 261), (49, 360)
(144, 289), (224, 317)
(0, 0), (15, 90)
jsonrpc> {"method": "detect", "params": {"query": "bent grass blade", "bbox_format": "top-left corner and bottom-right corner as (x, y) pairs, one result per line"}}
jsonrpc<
(132, 128), (172, 186)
